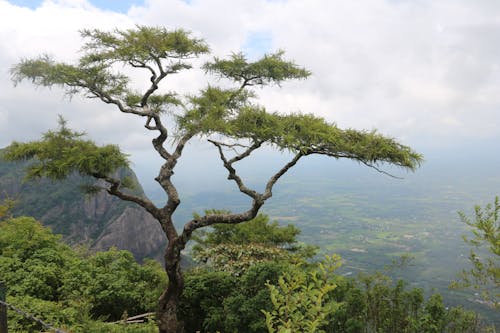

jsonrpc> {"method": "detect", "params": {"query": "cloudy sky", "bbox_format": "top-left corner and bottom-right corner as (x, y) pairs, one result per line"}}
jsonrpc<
(0, 0), (499, 190)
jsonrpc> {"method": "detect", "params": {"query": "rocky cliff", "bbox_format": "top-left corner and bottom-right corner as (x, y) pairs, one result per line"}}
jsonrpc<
(0, 154), (166, 262)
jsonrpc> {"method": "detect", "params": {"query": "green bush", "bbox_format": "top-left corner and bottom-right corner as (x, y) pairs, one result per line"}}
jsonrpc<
(0, 215), (165, 331)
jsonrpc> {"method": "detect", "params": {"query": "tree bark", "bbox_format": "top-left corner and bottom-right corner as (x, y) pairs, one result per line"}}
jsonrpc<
(157, 240), (184, 333)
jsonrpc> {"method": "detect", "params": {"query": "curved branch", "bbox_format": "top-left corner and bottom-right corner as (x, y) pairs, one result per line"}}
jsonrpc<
(91, 173), (161, 219)
(359, 160), (403, 179)
(179, 198), (264, 248)
(154, 131), (195, 217)
(178, 144), (304, 248)
(208, 139), (262, 199)
(263, 152), (303, 200)
(149, 114), (171, 160)
(84, 86), (149, 117)
(307, 149), (403, 179)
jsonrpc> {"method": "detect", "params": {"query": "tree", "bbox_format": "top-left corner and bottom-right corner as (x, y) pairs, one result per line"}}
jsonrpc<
(5, 26), (422, 332)
(453, 197), (500, 308)
(263, 255), (342, 333)
(192, 213), (301, 251)
(0, 197), (15, 220)
(192, 213), (316, 274)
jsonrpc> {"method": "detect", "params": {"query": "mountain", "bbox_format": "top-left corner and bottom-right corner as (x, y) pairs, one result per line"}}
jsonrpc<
(0, 153), (166, 262)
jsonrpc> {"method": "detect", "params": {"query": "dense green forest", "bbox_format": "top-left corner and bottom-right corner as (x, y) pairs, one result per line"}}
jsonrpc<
(1, 200), (497, 332)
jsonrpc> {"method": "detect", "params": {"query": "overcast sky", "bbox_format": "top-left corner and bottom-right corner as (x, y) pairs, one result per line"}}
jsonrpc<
(0, 0), (499, 191)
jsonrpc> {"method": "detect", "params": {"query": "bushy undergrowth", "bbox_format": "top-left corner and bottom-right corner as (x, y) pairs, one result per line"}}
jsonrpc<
(0, 215), (165, 332)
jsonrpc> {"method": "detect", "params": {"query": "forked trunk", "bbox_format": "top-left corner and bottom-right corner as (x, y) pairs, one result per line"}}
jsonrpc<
(158, 242), (184, 333)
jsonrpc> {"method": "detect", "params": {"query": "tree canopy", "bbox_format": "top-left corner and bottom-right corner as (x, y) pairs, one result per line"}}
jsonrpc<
(9, 26), (421, 177)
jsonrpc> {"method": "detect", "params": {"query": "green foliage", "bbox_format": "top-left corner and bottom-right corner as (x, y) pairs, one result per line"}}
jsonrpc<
(0, 197), (16, 220)
(263, 255), (342, 333)
(453, 197), (500, 308)
(180, 261), (289, 333)
(6, 295), (158, 333)
(80, 26), (209, 67)
(192, 213), (316, 274)
(11, 26), (208, 112)
(61, 248), (167, 320)
(179, 270), (236, 332)
(0, 216), (74, 301)
(327, 271), (490, 333)
(3, 117), (129, 181)
(193, 243), (290, 275)
(11, 26), (208, 111)
(417, 294), (447, 333)
(182, 98), (423, 170)
(203, 51), (310, 86)
(6, 295), (82, 333)
(0, 215), (166, 331)
(194, 213), (300, 248)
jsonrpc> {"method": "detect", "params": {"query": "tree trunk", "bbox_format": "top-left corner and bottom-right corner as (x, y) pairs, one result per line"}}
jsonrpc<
(0, 282), (7, 333)
(158, 241), (184, 333)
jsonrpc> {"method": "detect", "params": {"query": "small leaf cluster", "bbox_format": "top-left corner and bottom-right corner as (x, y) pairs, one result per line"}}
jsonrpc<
(203, 51), (310, 86)
(11, 55), (130, 98)
(193, 243), (289, 276)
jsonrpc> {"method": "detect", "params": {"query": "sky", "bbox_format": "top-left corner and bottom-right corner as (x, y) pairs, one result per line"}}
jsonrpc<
(0, 0), (499, 193)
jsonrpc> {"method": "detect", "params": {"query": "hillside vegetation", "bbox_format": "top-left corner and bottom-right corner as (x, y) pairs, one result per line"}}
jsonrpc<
(0, 201), (495, 332)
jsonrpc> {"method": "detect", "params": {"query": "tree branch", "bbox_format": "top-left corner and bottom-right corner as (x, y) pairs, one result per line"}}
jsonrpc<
(208, 139), (262, 199)
(91, 173), (161, 219)
(83, 85), (149, 117)
(263, 152), (303, 200)
(177, 141), (304, 249)
(307, 149), (403, 179)
(154, 131), (195, 220)
(179, 198), (264, 248)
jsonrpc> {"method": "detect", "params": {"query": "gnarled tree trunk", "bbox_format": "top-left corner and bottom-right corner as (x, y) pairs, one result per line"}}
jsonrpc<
(158, 240), (184, 333)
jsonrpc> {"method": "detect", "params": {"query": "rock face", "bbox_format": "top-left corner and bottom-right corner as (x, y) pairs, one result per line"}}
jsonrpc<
(0, 155), (166, 262)
(93, 206), (165, 261)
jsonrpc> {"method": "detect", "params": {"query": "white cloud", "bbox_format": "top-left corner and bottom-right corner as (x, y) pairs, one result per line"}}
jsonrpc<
(0, 0), (499, 163)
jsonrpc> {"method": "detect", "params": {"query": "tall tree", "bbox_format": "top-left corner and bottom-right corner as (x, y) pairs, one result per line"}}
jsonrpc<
(5, 26), (422, 332)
